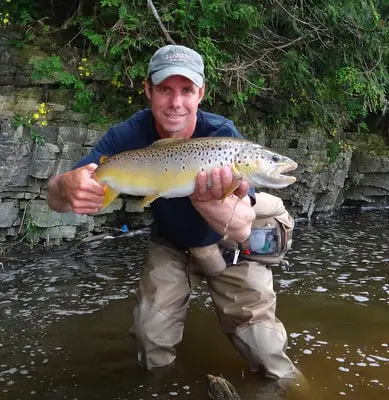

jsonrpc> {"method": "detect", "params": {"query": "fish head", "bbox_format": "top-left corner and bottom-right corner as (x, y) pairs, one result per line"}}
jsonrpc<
(236, 144), (298, 189)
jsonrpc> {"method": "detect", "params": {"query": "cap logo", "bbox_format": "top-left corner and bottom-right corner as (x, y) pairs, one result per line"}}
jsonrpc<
(165, 53), (191, 62)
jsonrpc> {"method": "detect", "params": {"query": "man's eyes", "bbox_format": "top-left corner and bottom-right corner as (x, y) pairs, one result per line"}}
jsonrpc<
(158, 87), (171, 93)
(158, 87), (194, 94)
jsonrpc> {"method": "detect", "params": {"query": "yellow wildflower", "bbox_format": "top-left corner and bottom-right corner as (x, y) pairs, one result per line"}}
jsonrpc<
(33, 113), (40, 120)
(3, 18), (9, 24)
(85, 71), (90, 77)
(111, 79), (123, 88)
(78, 66), (84, 71)
(82, 58), (87, 62)
(128, 96), (132, 104)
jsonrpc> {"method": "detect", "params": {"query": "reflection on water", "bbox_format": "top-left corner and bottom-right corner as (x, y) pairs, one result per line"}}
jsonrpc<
(0, 208), (388, 399)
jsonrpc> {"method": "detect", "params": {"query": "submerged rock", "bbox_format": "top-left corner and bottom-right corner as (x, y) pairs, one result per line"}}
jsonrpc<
(207, 374), (241, 400)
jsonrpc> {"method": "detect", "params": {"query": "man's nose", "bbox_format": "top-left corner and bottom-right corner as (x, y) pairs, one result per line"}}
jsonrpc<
(169, 92), (182, 108)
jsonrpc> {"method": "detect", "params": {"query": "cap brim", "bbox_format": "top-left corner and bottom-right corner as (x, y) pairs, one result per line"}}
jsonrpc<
(151, 66), (204, 87)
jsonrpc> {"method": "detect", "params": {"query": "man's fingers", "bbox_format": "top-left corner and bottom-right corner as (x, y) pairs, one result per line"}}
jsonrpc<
(220, 166), (234, 196)
(72, 197), (103, 212)
(74, 191), (104, 203)
(192, 167), (250, 202)
(210, 168), (223, 198)
(73, 206), (101, 215)
(234, 180), (250, 198)
(195, 171), (208, 198)
(79, 179), (105, 196)
(77, 166), (105, 196)
(84, 163), (99, 174)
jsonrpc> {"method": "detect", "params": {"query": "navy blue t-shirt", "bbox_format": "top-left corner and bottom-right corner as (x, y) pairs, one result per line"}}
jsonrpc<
(74, 109), (254, 249)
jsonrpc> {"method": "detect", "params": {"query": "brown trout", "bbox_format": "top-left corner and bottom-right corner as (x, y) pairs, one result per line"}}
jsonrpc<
(93, 137), (298, 209)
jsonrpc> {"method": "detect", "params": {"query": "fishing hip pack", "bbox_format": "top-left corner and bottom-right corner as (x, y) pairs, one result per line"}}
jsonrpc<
(190, 193), (294, 274)
(239, 192), (294, 265)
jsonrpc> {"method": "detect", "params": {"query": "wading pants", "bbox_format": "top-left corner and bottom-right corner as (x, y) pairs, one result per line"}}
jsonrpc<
(132, 239), (301, 380)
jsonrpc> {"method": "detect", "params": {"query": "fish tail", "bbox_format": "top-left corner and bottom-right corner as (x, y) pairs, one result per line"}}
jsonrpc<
(101, 185), (120, 210)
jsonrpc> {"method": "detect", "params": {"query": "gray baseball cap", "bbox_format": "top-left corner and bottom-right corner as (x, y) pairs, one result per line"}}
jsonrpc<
(148, 45), (205, 87)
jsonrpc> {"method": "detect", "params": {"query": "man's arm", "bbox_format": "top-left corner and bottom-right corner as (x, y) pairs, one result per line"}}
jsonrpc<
(190, 166), (256, 242)
(47, 163), (105, 214)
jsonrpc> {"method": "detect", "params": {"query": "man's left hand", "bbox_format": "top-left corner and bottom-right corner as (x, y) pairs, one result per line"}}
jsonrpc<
(190, 166), (249, 202)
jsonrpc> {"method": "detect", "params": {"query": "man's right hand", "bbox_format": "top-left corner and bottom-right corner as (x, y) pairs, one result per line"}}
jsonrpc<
(47, 163), (105, 214)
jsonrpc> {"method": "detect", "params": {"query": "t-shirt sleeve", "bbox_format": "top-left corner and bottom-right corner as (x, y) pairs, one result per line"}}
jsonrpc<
(72, 114), (147, 170)
(210, 119), (243, 139)
(72, 128), (118, 169)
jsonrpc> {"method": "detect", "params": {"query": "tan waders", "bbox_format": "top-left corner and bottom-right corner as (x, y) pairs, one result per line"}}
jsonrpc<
(132, 238), (300, 380)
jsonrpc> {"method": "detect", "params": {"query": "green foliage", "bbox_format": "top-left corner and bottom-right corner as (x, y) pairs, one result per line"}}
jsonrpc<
(353, 132), (389, 156)
(31, 55), (63, 80)
(335, 66), (385, 118)
(12, 113), (45, 145)
(24, 216), (41, 248)
(0, 0), (36, 28)
(30, 56), (101, 119)
(6, 0), (389, 139)
(73, 89), (94, 113)
(326, 139), (341, 163)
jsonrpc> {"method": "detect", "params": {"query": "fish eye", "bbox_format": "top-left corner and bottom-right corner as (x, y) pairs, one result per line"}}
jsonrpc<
(271, 155), (281, 163)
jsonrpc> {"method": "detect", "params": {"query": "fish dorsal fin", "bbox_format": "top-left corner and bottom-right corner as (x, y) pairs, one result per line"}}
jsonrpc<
(150, 138), (184, 146)
(99, 155), (109, 165)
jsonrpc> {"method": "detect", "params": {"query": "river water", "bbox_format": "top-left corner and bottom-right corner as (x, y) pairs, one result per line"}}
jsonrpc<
(0, 208), (388, 400)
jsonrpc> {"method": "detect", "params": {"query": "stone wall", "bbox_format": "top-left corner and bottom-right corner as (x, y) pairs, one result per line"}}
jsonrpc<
(264, 127), (354, 218)
(1, 30), (388, 245)
(343, 153), (389, 206)
(0, 117), (153, 245)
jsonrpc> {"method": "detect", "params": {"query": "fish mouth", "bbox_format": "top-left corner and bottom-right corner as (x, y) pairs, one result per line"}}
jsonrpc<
(273, 162), (298, 183)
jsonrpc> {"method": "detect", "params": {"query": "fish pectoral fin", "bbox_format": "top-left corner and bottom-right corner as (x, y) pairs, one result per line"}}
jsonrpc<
(221, 178), (242, 203)
(220, 162), (244, 202)
(101, 185), (120, 210)
(141, 193), (161, 208)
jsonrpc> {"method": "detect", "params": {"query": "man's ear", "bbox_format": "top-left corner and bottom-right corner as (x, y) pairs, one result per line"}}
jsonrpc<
(145, 81), (152, 100)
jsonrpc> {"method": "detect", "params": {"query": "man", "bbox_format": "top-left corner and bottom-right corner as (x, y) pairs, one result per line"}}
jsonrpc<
(47, 45), (301, 384)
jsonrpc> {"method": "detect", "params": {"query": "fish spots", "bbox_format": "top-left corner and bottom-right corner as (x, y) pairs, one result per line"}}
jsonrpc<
(95, 137), (297, 191)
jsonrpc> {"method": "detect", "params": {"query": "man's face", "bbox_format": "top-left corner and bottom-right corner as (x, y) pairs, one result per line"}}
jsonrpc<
(145, 75), (205, 139)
